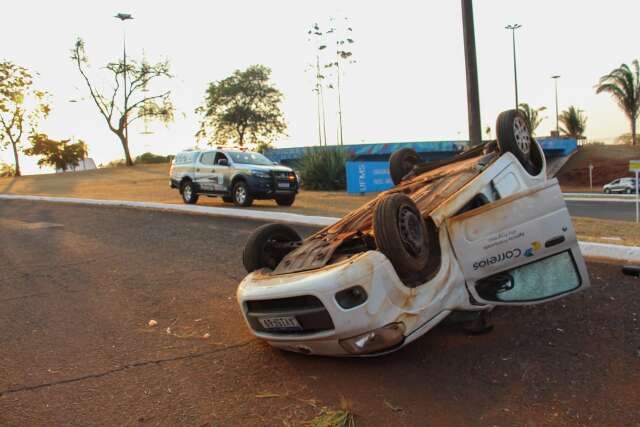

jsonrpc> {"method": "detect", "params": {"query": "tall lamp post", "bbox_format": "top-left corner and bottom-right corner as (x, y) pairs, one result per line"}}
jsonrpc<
(505, 24), (522, 110)
(115, 13), (134, 147)
(551, 75), (561, 134)
(461, 0), (482, 147)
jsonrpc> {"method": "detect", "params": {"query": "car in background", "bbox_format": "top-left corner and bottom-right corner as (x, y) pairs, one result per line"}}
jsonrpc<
(603, 177), (638, 194)
(170, 147), (298, 207)
(236, 109), (590, 357)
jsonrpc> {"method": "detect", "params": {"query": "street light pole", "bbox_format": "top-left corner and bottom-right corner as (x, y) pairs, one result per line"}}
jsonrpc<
(505, 24), (522, 110)
(552, 75), (561, 134)
(115, 13), (133, 153)
(461, 0), (482, 147)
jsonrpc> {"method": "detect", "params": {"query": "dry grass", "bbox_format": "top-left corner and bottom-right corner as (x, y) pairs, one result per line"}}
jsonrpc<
(572, 216), (640, 246)
(2, 163), (637, 246)
(0, 163), (374, 217)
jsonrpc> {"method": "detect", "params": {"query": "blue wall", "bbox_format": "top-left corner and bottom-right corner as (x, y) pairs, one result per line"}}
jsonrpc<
(265, 138), (578, 194)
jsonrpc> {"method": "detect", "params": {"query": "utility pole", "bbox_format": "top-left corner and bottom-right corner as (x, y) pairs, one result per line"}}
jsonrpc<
(115, 13), (133, 155)
(461, 0), (482, 146)
(552, 75), (561, 134)
(505, 24), (522, 110)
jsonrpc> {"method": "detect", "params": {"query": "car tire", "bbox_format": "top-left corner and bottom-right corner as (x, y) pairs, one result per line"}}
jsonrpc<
(625, 188), (632, 194)
(243, 223), (302, 272)
(496, 109), (534, 168)
(373, 193), (430, 280)
(180, 180), (199, 204)
(232, 181), (253, 207)
(389, 148), (420, 186)
(222, 196), (233, 203)
(275, 194), (296, 206)
(604, 188), (611, 194)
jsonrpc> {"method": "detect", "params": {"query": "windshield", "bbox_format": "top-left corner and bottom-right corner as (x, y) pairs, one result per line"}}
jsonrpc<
(227, 151), (274, 166)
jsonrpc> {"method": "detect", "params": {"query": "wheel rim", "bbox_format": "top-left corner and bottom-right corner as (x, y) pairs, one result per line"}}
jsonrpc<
(235, 185), (246, 203)
(397, 205), (424, 257)
(513, 116), (531, 155)
(183, 185), (192, 200)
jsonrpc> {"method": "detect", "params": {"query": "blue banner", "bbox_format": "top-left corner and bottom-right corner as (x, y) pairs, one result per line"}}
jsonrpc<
(346, 161), (394, 193)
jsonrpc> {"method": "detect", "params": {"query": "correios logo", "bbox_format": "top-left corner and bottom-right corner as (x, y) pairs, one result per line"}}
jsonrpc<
(472, 241), (541, 270)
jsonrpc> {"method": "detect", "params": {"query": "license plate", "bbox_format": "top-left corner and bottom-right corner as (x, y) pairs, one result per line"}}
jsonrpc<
(277, 182), (290, 189)
(259, 316), (301, 331)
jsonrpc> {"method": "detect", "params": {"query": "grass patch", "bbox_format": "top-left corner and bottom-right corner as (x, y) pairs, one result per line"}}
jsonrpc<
(305, 408), (355, 427)
(572, 216), (640, 246)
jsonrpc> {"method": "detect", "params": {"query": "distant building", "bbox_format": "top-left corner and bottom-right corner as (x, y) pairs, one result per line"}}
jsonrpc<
(55, 158), (97, 173)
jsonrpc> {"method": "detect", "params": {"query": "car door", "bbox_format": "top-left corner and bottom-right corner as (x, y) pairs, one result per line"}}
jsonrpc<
(213, 152), (231, 192)
(447, 179), (590, 306)
(195, 151), (217, 193)
(611, 179), (622, 192)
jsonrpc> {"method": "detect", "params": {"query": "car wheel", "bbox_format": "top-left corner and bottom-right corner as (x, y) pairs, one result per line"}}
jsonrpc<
(180, 180), (199, 204)
(604, 188), (611, 194)
(275, 194), (296, 206)
(232, 181), (253, 207)
(389, 148), (420, 186)
(222, 196), (233, 203)
(243, 223), (302, 272)
(373, 193), (430, 280)
(496, 109), (534, 168)
(625, 188), (633, 194)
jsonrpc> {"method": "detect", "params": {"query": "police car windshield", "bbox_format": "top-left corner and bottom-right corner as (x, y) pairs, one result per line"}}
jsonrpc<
(227, 151), (274, 166)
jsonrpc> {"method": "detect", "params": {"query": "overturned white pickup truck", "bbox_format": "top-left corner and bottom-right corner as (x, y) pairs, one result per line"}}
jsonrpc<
(236, 110), (590, 356)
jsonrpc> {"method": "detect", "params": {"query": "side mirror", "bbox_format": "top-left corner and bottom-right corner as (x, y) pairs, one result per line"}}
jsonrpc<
(217, 159), (229, 166)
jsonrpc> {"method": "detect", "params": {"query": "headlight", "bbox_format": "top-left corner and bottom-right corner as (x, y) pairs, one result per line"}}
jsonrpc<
(339, 322), (405, 355)
(251, 170), (271, 179)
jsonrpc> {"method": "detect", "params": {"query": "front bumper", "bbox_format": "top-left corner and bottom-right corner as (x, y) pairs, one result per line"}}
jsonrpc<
(237, 251), (425, 356)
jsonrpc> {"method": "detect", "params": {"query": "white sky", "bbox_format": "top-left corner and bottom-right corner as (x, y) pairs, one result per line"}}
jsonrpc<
(2, 0), (639, 174)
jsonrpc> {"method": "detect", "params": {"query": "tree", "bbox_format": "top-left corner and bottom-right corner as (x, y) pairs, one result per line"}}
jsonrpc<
(0, 162), (15, 177)
(596, 60), (640, 146)
(71, 38), (174, 166)
(196, 65), (286, 147)
(0, 61), (50, 176)
(559, 106), (587, 138)
(518, 103), (546, 136)
(24, 133), (88, 171)
(308, 18), (356, 146)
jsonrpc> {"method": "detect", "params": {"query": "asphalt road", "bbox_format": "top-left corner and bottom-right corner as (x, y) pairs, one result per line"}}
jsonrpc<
(1, 200), (639, 426)
(566, 199), (638, 221)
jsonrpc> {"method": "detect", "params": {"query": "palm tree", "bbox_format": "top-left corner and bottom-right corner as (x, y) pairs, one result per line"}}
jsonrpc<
(518, 103), (546, 136)
(596, 60), (640, 146)
(559, 106), (587, 138)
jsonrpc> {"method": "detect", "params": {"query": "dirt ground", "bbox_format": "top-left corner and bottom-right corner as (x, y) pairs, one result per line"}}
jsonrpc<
(556, 144), (640, 190)
(2, 200), (639, 426)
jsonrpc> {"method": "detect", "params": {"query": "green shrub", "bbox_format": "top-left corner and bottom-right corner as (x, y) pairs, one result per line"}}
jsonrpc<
(135, 152), (172, 164)
(296, 148), (349, 191)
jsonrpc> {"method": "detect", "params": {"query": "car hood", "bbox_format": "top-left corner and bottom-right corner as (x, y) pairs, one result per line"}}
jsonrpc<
(234, 163), (292, 173)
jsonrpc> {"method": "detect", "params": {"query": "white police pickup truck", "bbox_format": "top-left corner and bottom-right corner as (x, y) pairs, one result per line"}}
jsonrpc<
(170, 148), (298, 207)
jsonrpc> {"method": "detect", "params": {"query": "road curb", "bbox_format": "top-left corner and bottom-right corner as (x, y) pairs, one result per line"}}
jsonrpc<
(2, 194), (639, 262)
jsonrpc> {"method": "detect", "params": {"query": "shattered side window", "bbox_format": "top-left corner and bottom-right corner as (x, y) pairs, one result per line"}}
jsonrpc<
(476, 251), (581, 302)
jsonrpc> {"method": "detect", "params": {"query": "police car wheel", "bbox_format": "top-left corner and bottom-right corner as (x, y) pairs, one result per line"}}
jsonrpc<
(275, 194), (296, 206)
(373, 193), (429, 280)
(389, 148), (420, 186)
(232, 181), (253, 207)
(181, 181), (199, 204)
(243, 223), (302, 272)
